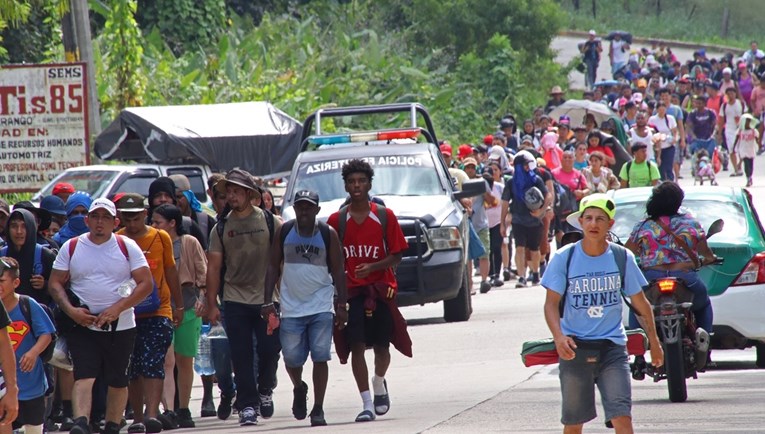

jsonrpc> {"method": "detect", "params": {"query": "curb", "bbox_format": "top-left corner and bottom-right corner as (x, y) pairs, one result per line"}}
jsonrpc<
(559, 30), (742, 55)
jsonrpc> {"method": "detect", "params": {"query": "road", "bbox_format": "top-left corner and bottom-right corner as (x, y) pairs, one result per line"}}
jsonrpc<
(551, 35), (731, 91)
(137, 38), (765, 434)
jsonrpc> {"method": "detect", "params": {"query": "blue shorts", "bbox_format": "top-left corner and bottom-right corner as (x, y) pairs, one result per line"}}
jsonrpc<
(279, 312), (334, 368)
(130, 316), (174, 380)
(559, 340), (631, 426)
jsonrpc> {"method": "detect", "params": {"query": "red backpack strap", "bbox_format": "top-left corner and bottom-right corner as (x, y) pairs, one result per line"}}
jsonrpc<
(114, 235), (130, 260)
(68, 237), (79, 257)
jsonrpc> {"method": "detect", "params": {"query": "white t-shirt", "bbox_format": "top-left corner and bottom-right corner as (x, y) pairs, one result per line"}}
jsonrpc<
(719, 99), (744, 134)
(648, 114), (677, 149)
(629, 127), (656, 160)
(611, 40), (629, 65)
(53, 234), (148, 331)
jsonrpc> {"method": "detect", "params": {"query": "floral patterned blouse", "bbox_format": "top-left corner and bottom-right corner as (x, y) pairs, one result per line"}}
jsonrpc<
(629, 214), (706, 267)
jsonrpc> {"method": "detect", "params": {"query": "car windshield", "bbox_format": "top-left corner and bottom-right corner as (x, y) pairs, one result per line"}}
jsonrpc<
(37, 171), (119, 199)
(613, 199), (748, 241)
(292, 154), (444, 202)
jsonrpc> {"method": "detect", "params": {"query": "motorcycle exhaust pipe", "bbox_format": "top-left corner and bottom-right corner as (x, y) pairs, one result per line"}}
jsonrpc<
(695, 328), (711, 370)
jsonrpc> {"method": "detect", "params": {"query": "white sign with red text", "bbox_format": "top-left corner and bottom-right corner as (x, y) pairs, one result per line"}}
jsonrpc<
(0, 63), (89, 193)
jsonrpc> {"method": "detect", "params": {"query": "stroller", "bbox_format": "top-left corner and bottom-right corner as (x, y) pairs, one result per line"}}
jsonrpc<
(691, 148), (718, 185)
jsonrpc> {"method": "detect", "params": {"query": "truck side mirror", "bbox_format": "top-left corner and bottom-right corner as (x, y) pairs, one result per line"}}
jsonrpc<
(454, 178), (487, 200)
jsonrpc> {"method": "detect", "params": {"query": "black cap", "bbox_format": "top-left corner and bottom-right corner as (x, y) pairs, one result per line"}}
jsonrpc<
(631, 142), (648, 153)
(294, 190), (320, 206)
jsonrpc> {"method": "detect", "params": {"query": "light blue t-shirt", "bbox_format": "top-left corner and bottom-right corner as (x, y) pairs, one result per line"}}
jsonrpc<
(541, 242), (646, 345)
(280, 223), (335, 318)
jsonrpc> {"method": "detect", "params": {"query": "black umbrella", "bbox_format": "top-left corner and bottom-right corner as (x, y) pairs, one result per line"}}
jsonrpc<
(605, 31), (632, 44)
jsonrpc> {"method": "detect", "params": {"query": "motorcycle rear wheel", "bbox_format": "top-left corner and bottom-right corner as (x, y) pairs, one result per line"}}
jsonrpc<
(664, 339), (688, 402)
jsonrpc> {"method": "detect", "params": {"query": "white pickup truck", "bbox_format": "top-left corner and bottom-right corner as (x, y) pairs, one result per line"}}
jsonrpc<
(32, 164), (214, 207)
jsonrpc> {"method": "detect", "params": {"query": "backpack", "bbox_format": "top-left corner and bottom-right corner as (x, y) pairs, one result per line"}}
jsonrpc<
(558, 242), (637, 318)
(552, 176), (581, 219)
(624, 160), (658, 187)
(279, 220), (333, 273)
(337, 204), (389, 254)
(18, 294), (57, 363)
(0, 244), (43, 276)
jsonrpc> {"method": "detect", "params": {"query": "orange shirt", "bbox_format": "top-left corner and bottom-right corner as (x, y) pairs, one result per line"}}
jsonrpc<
(118, 227), (175, 320)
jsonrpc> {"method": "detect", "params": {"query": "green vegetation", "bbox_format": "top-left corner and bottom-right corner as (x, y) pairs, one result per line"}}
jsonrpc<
(562, 0), (760, 50)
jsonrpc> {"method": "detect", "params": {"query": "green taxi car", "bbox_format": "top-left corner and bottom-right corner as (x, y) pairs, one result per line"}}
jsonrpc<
(609, 186), (765, 367)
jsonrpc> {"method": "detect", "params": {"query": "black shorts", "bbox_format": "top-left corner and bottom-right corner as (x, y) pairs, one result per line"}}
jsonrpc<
(68, 326), (137, 388)
(12, 395), (45, 428)
(512, 223), (543, 251)
(345, 296), (393, 349)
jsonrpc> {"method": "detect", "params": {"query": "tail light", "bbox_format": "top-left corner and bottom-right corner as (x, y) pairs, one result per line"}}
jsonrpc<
(657, 279), (677, 293)
(732, 252), (765, 286)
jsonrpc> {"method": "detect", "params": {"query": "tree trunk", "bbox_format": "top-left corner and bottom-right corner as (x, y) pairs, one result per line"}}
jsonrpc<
(61, 12), (78, 62)
(591, 0), (596, 18)
(572, 0), (580, 11)
(623, 0), (630, 13)
(656, 0), (661, 17)
(721, 6), (730, 38)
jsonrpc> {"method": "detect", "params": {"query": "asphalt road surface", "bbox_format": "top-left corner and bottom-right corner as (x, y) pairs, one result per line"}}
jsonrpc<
(551, 36), (732, 91)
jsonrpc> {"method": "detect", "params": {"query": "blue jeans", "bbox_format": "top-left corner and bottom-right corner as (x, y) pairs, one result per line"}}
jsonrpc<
(223, 301), (281, 409)
(585, 58), (598, 89)
(631, 269), (713, 333)
(690, 138), (716, 156)
(658, 146), (676, 181)
(559, 341), (631, 425)
(211, 308), (235, 397)
(279, 312), (334, 368)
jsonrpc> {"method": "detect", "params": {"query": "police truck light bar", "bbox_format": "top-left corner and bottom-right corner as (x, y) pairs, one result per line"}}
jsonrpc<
(308, 128), (420, 145)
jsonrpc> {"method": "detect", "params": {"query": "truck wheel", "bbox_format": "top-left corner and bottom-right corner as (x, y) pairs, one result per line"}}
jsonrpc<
(756, 342), (765, 369)
(444, 266), (472, 323)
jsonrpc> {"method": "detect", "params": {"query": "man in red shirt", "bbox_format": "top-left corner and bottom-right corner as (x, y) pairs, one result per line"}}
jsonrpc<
(327, 159), (411, 423)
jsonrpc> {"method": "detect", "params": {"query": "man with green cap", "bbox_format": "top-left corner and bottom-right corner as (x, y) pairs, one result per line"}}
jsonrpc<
(540, 193), (663, 433)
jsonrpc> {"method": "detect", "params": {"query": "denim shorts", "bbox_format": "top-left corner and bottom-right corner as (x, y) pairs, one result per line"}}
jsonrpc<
(130, 316), (174, 380)
(279, 312), (334, 368)
(559, 340), (631, 425)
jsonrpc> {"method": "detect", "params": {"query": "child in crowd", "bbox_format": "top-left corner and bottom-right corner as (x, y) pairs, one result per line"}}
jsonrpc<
(0, 257), (55, 434)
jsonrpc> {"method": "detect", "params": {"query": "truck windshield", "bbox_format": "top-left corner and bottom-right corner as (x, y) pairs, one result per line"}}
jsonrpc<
(293, 154), (444, 202)
(37, 171), (119, 199)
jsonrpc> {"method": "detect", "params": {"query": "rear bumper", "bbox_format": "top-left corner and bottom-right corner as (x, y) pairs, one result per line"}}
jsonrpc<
(711, 283), (765, 344)
(395, 249), (464, 307)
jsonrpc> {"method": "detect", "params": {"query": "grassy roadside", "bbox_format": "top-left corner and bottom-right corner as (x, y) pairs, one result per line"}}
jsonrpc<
(561, 0), (759, 51)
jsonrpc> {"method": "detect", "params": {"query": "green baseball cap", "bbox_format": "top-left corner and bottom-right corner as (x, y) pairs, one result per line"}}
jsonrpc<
(566, 193), (616, 230)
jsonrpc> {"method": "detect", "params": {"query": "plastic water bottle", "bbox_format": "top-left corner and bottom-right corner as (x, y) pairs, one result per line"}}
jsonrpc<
(194, 324), (215, 376)
(117, 279), (136, 298)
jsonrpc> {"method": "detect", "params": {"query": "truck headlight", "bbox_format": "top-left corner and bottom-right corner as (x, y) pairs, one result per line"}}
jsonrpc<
(427, 227), (462, 250)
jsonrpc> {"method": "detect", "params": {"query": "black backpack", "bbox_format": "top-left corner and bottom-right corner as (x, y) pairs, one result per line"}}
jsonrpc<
(18, 295), (57, 363)
(552, 178), (579, 219)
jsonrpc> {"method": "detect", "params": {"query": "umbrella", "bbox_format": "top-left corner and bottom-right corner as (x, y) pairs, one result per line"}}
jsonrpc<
(548, 99), (615, 127)
(605, 31), (632, 44)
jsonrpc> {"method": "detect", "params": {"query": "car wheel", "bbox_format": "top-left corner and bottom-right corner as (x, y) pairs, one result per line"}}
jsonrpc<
(444, 265), (472, 323)
(756, 342), (765, 369)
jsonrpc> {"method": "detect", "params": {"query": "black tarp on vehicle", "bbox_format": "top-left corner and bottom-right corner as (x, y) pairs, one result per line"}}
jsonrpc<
(94, 102), (302, 177)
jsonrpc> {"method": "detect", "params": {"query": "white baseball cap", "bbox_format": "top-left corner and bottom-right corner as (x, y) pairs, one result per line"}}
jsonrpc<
(589, 29), (596, 36)
(88, 198), (117, 217)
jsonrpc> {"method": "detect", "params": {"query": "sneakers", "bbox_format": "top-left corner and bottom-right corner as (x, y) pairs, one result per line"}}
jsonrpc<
(201, 398), (216, 418)
(292, 381), (309, 420)
(127, 422), (146, 433)
(310, 408), (327, 427)
(530, 272), (540, 285)
(515, 277), (527, 288)
(70, 417), (92, 434)
(217, 392), (235, 420)
(144, 417), (163, 433)
(175, 408), (195, 429)
(479, 280), (492, 294)
(259, 390), (274, 419)
(502, 268), (513, 281)
(59, 416), (75, 431)
(239, 407), (258, 426)
(373, 379), (390, 415)
(157, 410), (178, 430)
(102, 421), (122, 434)
(491, 278), (504, 287)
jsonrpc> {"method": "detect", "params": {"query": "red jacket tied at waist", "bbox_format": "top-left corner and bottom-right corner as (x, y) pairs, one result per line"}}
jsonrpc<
(333, 282), (413, 364)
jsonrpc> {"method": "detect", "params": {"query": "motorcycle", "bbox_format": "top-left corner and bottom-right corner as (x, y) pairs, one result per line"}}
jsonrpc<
(631, 219), (725, 402)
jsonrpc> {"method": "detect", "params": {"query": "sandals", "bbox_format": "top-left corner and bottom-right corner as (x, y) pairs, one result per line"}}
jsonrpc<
(374, 380), (390, 415)
(355, 410), (376, 422)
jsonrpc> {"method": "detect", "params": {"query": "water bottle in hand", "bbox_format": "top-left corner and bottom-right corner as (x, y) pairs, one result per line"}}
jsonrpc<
(117, 279), (136, 298)
(194, 324), (215, 376)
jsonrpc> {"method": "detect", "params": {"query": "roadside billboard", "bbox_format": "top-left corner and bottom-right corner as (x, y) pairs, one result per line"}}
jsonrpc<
(0, 63), (89, 193)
